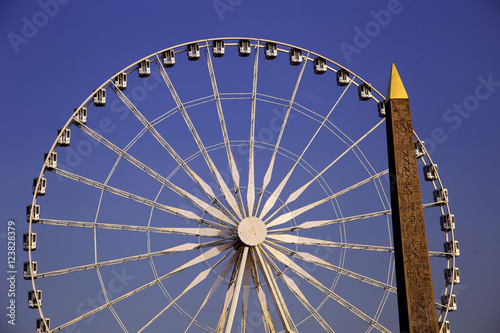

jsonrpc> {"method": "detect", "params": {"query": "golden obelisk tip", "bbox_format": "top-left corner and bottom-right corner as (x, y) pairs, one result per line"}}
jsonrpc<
(386, 63), (408, 99)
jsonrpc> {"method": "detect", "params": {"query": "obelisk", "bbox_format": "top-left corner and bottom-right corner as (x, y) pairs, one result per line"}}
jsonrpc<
(385, 64), (439, 333)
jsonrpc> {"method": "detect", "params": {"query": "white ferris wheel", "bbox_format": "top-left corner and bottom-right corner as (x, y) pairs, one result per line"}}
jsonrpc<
(26, 38), (459, 333)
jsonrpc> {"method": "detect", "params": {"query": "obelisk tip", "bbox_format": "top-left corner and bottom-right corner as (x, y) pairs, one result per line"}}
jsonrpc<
(387, 63), (408, 99)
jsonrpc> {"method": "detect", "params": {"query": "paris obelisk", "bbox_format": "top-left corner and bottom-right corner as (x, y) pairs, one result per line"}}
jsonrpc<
(385, 64), (439, 333)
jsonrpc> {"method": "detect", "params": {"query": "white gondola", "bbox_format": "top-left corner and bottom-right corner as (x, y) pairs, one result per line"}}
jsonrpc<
(73, 107), (87, 124)
(444, 240), (460, 256)
(433, 188), (448, 205)
(212, 40), (225, 57)
(441, 294), (457, 311)
(44, 152), (57, 169)
(114, 73), (127, 90)
(57, 128), (71, 147)
(238, 40), (251, 57)
(378, 101), (386, 118)
(93, 88), (106, 107)
(440, 321), (451, 333)
(24, 261), (37, 280)
(444, 267), (460, 285)
(33, 177), (46, 196)
(336, 68), (350, 86)
(29, 290), (42, 309)
(138, 60), (150, 78)
(440, 214), (455, 232)
(162, 50), (175, 67)
(23, 233), (37, 251)
(415, 141), (425, 158)
(36, 318), (50, 333)
(289, 48), (302, 65)
(423, 164), (438, 181)
(313, 57), (327, 74)
(26, 205), (40, 222)
(187, 43), (200, 61)
(358, 83), (372, 100)
(264, 42), (277, 59)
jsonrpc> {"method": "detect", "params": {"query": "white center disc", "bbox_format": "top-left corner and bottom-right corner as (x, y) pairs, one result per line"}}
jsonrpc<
(238, 217), (267, 246)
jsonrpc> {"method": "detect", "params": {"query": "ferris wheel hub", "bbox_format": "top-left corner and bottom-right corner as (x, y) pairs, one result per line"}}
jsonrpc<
(237, 217), (267, 246)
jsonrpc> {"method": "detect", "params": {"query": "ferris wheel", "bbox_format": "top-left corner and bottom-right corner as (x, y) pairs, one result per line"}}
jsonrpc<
(26, 38), (458, 333)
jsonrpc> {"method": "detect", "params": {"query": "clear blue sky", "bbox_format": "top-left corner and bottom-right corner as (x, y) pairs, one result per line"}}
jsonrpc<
(1, 1), (499, 332)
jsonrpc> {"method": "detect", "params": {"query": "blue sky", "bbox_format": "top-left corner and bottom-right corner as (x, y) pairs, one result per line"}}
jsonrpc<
(1, 1), (499, 332)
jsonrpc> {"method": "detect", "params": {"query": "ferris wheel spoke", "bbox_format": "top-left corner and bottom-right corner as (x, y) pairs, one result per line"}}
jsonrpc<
(262, 244), (391, 333)
(216, 282), (237, 333)
(184, 249), (242, 333)
(267, 234), (394, 254)
(118, 102), (178, 156)
(78, 123), (237, 229)
(154, 56), (242, 222)
(215, 247), (245, 332)
(266, 241), (397, 294)
(205, 46), (245, 219)
(249, 249), (276, 333)
(259, 79), (355, 222)
(253, 246), (297, 332)
(279, 118), (386, 210)
(262, 249), (335, 332)
(269, 199), (441, 234)
(50, 241), (234, 333)
(117, 94), (217, 171)
(270, 210), (391, 234)
(112, 85), (224, 215)
(137, 249), (233, 333)
(148, 94), (217, 131)
(240, 255), (253, 333)
(422, 201), (447, 209)
(256, 54), (309, 219)
(35, 219), (234, 238)
(224, 246), (249, 333)
(247, 43), (260, 217)
(36, 240), (225, 279)
(429, 250), (449, 257)
(266, 169), (389, 228)
(50, 167), (228, 230)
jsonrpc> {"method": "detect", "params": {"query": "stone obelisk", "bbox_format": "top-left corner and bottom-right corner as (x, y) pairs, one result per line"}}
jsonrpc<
(385, 64), (439, 333)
